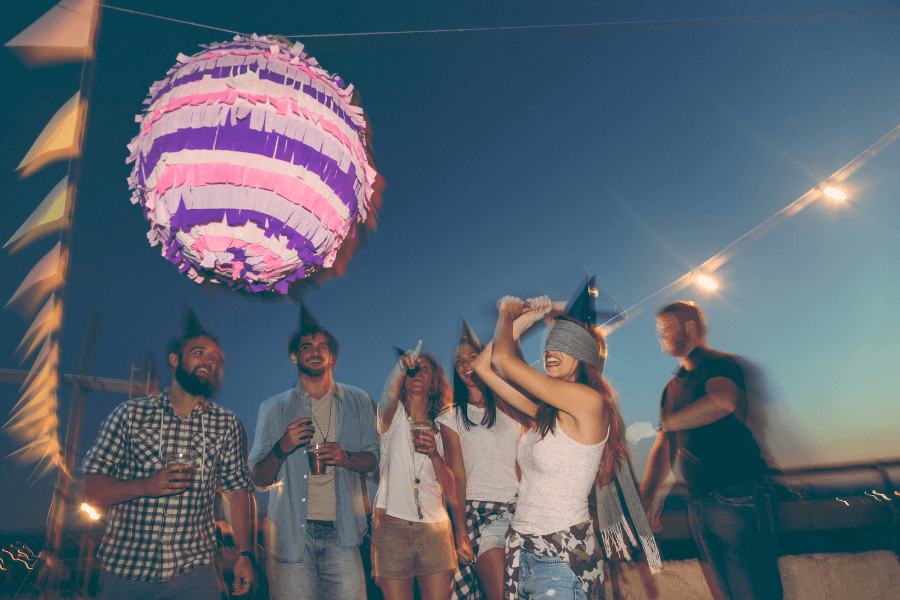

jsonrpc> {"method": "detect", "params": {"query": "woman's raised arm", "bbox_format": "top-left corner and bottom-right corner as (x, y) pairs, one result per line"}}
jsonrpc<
(492, 297), (605, 422)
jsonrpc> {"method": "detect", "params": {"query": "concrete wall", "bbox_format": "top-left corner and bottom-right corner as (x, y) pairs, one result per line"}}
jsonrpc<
(609, 551), (900, 600)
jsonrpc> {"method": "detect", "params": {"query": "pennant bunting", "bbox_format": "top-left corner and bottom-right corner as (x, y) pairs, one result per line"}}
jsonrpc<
(6, 242), (65, 309)
(17, 93), (86, 177)
(21, 337), (58, 391)
(15, 294), (62, 359)
(5, 0), (99, 67)
(4, 177), (70, 252)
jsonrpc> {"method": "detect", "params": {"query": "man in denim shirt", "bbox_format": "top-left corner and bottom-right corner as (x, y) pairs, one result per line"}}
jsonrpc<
(250, 320), (379, 600)
(641, 302), (783, 600)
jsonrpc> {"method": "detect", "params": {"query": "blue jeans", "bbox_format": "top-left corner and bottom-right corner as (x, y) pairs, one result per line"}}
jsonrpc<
(267, 523), (366, 600)
(517, 549), (586, 600)
(98, 563), (222, 600)
(687, 478), (784, 600)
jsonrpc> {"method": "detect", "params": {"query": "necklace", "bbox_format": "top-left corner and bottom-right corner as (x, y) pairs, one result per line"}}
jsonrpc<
(310, 392), (334, 443)
(409, 419), (428, 520)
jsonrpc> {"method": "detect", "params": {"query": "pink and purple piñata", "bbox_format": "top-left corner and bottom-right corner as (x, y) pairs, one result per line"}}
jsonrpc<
(127, 34), (379, 293)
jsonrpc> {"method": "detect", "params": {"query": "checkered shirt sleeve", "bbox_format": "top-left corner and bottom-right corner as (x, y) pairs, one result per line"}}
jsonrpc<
(212, 409), (251, 493)
(79, 400), (132, 476)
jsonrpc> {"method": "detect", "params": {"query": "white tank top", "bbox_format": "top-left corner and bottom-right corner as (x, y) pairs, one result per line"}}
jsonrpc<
(512, 424), (608, 535)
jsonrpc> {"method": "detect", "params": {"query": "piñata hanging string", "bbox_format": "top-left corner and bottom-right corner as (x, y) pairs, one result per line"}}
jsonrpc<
(99, 3), (900, 41)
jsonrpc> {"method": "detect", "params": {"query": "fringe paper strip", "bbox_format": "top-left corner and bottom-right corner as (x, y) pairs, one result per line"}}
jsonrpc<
(128, 34), (378, 293)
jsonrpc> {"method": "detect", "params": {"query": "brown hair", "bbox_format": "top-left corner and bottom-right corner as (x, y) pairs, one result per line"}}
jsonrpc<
(400, 353), (452, 422)
(657, 301), (707, 341)
(535, 317), (626, 487)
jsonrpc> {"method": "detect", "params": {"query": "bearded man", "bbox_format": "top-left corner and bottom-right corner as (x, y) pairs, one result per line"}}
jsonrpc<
(249, 314), (379, 600)
(80, 322), (254, 600)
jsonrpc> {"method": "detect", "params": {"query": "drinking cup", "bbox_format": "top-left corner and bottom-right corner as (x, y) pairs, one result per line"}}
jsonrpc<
(308, 444), (328, 475)
(165, 452), (197, 485)
(410, 420), (433, 454)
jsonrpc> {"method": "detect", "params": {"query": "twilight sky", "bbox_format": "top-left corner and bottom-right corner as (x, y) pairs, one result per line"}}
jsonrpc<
(1, 0), (898, 531)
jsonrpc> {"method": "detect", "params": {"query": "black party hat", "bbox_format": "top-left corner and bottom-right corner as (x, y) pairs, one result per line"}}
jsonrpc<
(178, 302), (207, 337)
(458, 318), (482, 352)
(296, 301), (322, 332)
(563, 276), (626, 328)
(565, 276), (598, 325)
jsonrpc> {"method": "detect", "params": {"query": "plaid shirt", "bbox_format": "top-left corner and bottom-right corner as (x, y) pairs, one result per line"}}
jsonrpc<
(79, 389), (250, 582)
(451, 499), (515, 600)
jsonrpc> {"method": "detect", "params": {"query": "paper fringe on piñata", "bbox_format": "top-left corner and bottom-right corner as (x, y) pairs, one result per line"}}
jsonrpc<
(127, 34), (380, 293)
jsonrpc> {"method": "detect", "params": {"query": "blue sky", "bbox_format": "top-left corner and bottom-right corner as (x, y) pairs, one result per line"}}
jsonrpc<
(1, 0), (898, 531)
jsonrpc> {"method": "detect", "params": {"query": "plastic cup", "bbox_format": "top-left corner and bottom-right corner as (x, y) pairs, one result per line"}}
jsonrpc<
(308, 444), (328, 475)
(410, 420), (433, 454)
(165, 451), (197, 484)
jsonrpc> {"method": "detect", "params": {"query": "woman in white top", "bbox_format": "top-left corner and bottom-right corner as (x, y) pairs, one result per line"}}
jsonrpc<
(475, 296), (628, 600)
(373, 345), (457, 600)
(438, 323), (531, 600)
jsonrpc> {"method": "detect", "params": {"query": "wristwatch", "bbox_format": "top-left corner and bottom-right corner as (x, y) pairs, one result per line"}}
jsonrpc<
(239, 550), (255, 564)
(345, 451), (355, 469)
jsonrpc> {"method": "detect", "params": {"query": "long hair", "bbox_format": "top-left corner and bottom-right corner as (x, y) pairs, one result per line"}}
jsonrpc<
(399, 353), (452, 422)
(534, 316), (627, 487)
(452, 344), (498, 431)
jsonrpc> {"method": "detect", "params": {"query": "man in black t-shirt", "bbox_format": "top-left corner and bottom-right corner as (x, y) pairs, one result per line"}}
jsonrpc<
(639, 302), (783, 600)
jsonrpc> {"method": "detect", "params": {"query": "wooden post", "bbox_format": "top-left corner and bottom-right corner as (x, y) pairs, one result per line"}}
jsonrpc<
(43, 305), (99, 599)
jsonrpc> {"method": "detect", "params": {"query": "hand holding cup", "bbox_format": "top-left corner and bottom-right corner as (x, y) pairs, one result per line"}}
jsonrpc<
(410, 420), (436, 455)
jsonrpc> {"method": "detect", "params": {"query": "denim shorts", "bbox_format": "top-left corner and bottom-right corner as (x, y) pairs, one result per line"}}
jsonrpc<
(518, 549), (586, 600)
(477, 510), (512, 556)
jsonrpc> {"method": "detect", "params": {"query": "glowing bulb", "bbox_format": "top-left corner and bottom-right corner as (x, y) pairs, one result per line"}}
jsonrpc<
(823, 186), (846, 202)
(696, 274), (718, 291)
(80, 503), (100, 521)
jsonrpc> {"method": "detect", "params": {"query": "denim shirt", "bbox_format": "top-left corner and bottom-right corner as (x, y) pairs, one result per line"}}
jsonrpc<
(249, 381), (379, 562)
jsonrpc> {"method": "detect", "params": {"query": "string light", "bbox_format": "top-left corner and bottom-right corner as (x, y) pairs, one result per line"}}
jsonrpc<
(80, 503), (100, 520)
(696, 274), (718, 291)
(823, 186), (847, 202)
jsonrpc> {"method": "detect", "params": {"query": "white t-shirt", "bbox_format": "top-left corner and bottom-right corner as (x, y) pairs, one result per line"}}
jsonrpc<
(512, 425), (608, 535)
(436, 405), (522, 503)
(373, 407), (448, 523)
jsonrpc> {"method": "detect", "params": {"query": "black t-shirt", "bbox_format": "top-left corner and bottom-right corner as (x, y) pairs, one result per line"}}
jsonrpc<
(660, 346), (767, 496)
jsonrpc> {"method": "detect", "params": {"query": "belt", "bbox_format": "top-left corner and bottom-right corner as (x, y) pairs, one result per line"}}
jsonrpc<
(307, 519), (334, 528)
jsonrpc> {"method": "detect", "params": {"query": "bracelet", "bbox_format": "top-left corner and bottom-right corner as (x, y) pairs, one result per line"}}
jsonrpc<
(345, 451), (354, 469)
(272, 441), (289, 460)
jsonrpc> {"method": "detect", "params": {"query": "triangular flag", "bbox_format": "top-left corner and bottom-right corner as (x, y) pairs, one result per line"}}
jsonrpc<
(5, 0), (99, 67)
(15, 294), (61, 359)
(5, 177), (70, 252)
(12, 371), (58, 416)
(17, 93), (86, 177)
(21, 337), (58, 391)
(6, 242), (64, 308)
